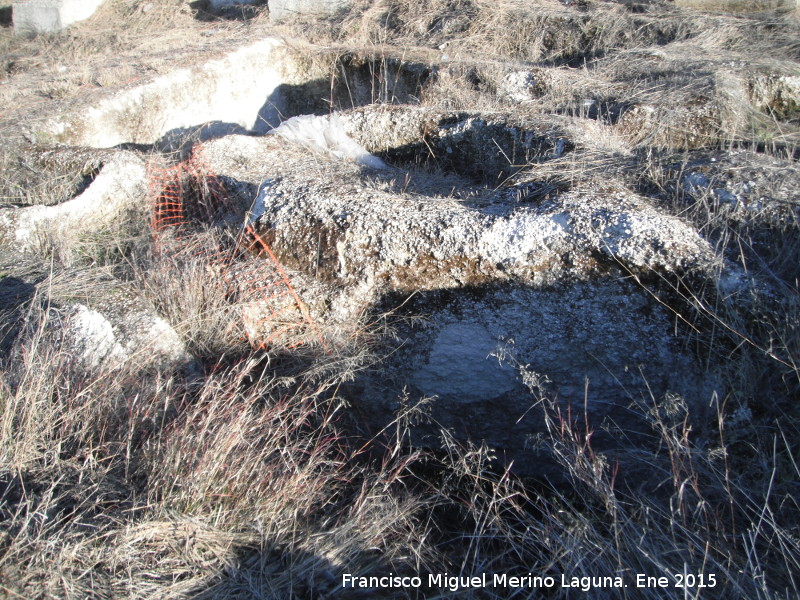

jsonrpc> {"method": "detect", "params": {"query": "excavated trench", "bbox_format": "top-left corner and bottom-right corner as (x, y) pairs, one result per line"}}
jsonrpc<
(25, 38), (733, 477)
(46, 41), (434, 150)
(343, 107), (574, 187)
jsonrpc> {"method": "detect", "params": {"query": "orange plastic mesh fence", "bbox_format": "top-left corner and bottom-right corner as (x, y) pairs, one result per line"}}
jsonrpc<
(148, 149), (231, 248)
(147, 146), (326, 351)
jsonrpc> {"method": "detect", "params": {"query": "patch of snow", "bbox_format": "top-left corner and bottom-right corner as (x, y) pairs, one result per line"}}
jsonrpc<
(270, 114), (388, 169)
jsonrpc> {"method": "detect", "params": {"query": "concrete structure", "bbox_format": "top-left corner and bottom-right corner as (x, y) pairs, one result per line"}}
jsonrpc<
(12, 0), (105, 35)
(268, 0), (349, 23)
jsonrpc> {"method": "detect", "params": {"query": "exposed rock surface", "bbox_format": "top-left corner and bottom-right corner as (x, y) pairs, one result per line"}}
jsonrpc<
(0, 249), (193, 372)
(252, 172), (715, 287)
(61, 302), (191, 371)
(42, 41), (433, 150)
(0, 151), (147, 252)
(268, 0), (350, 23)
(198, 123), (731, 471)
(201, 127), (719, 295)
(46, 39), (293, 147)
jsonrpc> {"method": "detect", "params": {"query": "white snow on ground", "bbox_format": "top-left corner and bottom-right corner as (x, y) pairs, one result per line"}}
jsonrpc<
(270, 114), (388, 169)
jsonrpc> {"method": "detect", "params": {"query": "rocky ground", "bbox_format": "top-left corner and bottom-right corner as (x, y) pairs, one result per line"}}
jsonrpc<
(0, 1), (799, 598)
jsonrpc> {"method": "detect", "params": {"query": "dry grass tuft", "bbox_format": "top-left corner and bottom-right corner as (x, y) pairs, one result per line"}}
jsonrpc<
(0, 298), (440, 598)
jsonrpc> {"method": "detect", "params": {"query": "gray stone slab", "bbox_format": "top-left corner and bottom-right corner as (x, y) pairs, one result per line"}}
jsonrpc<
(13, 0), (105, 35)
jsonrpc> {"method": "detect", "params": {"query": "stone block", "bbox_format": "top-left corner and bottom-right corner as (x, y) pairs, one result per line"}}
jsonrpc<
(12, 0), (105, 35)
(268, 0), (349, 23)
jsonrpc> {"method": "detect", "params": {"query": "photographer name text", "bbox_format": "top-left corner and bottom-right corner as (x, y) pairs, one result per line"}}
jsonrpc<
(342, 572), (718, 592)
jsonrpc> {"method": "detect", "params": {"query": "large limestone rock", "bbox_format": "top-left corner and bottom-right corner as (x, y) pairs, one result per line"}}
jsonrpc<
(268, 0), (350, 23)
(46, 39), (293, 147)
(0, 250), (193, 372)
(42, 42), (432, 149)
(12, 0), (105, 35)
(62, 302), (192, 371)
(201, 125), (716, 293)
